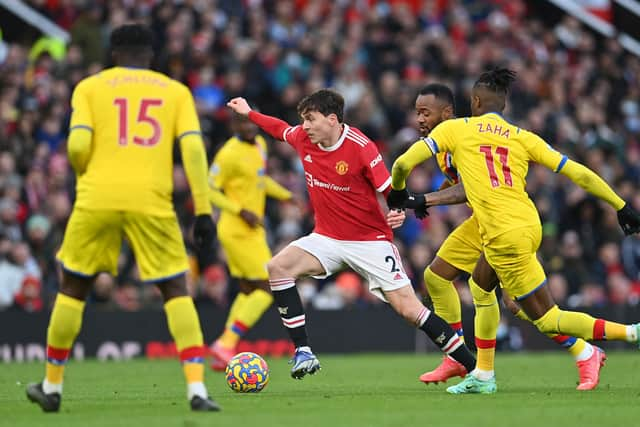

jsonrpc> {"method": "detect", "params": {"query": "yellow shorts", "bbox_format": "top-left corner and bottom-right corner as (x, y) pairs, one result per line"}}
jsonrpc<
(57, 208), (188, 282)
(436, 214), (483, 274)
(483, 225), (546, 300)
(218, 229), (271, 281)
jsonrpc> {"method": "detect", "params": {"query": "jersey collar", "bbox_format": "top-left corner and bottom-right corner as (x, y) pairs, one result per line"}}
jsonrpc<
(317, 124), (349, 152)
(484, 111), (505, 119)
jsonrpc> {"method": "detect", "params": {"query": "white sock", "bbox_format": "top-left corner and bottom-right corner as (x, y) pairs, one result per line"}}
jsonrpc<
(297, 346), (312, 353)
(42, 379), (62, 395)
(575, 342), (594, 362)
(471, 368), (494, 381)
(187, 382), (207, 400)
(626, 325), (638, 342)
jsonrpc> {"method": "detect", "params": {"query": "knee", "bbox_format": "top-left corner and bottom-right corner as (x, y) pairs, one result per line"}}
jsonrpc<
(267, 258), (290, 279)
(533, 305), (560, 334)
(424, 266), (446, 289)
(157, 278), (188, 301)
(469, 278), (497, 306)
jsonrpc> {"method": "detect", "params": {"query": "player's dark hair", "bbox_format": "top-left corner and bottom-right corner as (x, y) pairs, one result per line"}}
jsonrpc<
(473, 68), (516, 95)
(297, 89), (345, 123)
(418, 83), (455, 112)
(109, 24), (153, 52)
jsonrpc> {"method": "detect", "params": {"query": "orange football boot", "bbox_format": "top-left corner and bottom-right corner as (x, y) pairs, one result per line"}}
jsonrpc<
(209, 341), (236, 372)
(419, 355), (467, 384)
(576, 346), (606, 391)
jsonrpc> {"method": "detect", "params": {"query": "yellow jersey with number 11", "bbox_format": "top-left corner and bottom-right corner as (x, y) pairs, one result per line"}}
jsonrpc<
(426, 112), (566, 241)
(69, 66), (202, 217)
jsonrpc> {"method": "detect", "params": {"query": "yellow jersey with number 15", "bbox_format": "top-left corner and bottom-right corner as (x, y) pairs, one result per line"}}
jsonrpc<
(426, 112), (567, 241)
(69, 66), (201, 217)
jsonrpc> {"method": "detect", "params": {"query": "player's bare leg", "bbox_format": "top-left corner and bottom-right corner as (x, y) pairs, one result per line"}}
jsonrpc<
(27, 270), (92, 412)
(267, 245), (324, 379)
(157, 277), (220, 411)
(384, 285), (477, 379)
(420, 258), (467, 384)
(211, 279), (273, 371)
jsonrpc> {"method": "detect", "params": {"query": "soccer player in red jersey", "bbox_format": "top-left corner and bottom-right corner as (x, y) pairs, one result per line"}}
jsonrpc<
(227, 89), (477, 379)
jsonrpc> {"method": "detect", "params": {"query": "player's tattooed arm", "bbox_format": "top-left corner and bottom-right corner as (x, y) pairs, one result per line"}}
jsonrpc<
(424, 182), (467, 206)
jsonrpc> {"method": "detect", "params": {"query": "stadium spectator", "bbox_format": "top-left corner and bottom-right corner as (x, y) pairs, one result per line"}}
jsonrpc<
(0, 0), (638, 313)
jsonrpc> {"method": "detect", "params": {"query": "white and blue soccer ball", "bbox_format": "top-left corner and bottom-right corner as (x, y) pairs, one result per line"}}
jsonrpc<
(225, 352), (270, 393)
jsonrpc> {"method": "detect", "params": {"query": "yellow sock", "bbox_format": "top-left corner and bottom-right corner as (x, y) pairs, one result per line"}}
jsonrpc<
(164, 296), (205, 385)
(424, 267), (463, 340)
(225, 293), (247, 328)
(469, 278), (499, 372)
(46, 293), (85, 386)
(533, 305), (602, 340)
(565, 338), (587, 358)
(183, 362), (205, 384)
(604, 321), (628, 340)
(515, 308), (587, 357)
(220, 289), (274, 349)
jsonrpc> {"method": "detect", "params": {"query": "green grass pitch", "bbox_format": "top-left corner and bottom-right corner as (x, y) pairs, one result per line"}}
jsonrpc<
(1, 352), (638, 427)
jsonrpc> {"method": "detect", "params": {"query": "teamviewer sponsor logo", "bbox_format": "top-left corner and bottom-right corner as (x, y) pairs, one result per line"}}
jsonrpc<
(304, 172), (350, 192)
(312, 178), (350, 192)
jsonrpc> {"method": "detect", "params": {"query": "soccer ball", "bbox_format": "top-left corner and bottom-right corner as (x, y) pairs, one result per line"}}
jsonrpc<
(225, 352), (270, 392)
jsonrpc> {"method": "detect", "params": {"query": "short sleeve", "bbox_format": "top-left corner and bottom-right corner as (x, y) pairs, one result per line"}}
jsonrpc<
(361, 141), (391, 192)
(524, 131), (567, 173)
(69, 80), (93, 132)
(282, 125), (304, 148)
(426, 119), (458, 154)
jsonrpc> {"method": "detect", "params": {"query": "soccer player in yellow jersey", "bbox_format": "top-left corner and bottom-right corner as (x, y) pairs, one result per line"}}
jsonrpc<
(389, 68), (640, 394)
(26, 25), (220, 412)
(208, 113), (292, 370)
(407, 84), (607, 392)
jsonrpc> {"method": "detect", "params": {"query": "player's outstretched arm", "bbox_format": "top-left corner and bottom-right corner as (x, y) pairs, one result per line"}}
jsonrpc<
(388, 140), (435, 209)
(391, 140), (434, 190)
(226, 97), (252, 116)
(424, 182), (468, 207)
(227, 97), (293, 142)
(403, 182), (467, 220)
(559, 159), (640, 234)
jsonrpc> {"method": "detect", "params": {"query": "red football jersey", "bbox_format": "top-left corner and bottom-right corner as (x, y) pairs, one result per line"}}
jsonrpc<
(248, 111), (392, 241)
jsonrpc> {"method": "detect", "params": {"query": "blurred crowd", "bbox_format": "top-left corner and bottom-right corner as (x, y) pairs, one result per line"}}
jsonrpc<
(0, 0), (639, 314)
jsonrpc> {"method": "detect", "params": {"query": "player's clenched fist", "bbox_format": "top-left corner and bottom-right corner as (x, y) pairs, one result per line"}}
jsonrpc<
(227, 97), (252, 116)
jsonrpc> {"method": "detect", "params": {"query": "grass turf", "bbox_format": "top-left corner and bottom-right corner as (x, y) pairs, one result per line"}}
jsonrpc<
(1, 352), (638, 427)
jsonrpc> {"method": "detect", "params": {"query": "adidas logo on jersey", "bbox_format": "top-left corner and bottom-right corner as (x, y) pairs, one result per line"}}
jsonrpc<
(304, 154), (312, 163)
(393, 273), (403, 280)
